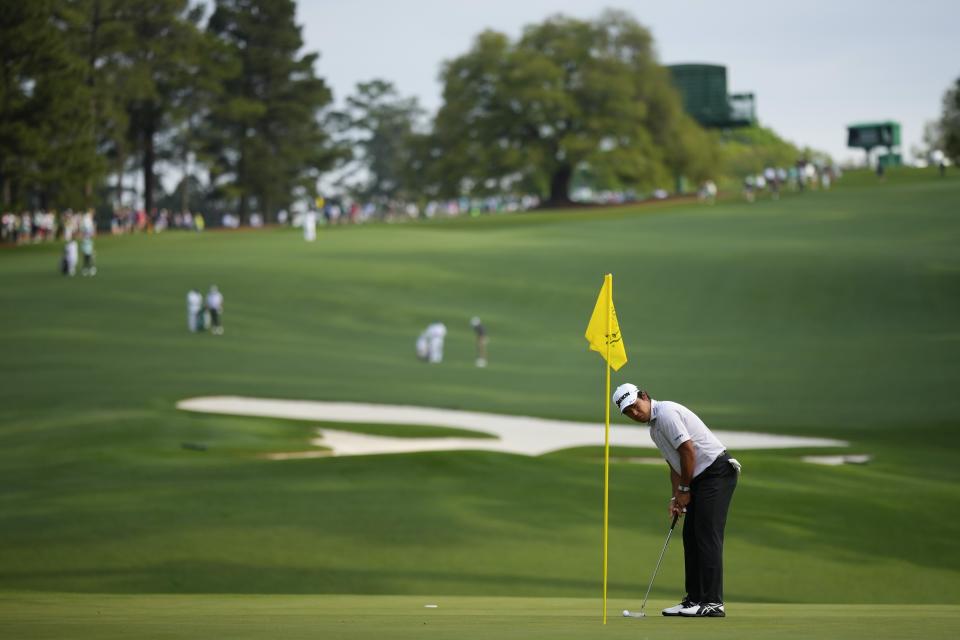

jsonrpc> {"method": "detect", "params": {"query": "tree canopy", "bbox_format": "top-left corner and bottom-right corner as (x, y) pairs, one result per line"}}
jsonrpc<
(334, 80), (424, 202)
(939, 76), (960, 164)
(0, 0), (100, 208)
(205, 0), (339, 219)
(1, 4), (844, 217)
(430, 10), (717, 205)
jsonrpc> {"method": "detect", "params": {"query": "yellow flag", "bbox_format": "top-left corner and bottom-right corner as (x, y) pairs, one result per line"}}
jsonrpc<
(584, 274), (628, 371)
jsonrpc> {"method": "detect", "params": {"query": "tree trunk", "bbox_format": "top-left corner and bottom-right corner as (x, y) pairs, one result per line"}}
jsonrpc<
(85, 1), (101, 208)
(142, 109), (155, 215)
(181, 172), (189, 213)
(237, 127), (248, 222)
(115, 146), (124, 209)
(547, 164), (573, 206)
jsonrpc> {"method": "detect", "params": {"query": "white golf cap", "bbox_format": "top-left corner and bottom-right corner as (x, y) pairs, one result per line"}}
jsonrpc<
(612, 383), (640, 413)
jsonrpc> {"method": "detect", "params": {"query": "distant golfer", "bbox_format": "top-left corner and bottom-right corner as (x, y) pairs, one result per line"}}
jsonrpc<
(186, 289), (203, 332)
(614, 383), (740, 618)
(470, 316), (488, 367)
(206, 285), (224, 335)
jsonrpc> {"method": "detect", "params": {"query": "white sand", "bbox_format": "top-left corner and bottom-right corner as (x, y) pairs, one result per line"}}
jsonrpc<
(802, 454), (872, 466)
(177, 396), (848, 459)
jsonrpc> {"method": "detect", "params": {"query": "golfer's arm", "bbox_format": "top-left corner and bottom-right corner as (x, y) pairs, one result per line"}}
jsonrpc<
(676, 441), (696, 487)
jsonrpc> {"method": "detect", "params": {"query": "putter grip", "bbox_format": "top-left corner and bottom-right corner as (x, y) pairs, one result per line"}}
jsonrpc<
(670, 513), (680, 529)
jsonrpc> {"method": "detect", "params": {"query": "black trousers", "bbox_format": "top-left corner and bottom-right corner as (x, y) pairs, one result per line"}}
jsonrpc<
(683, 452), (737, 604)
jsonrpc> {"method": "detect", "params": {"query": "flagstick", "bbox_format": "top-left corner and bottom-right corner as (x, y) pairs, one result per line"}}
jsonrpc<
(602, 274), (613, 624)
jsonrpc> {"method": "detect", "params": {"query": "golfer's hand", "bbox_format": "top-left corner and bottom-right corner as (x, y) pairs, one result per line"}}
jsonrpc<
(674, 491), (691, 511)
(669, 498), (685, 518)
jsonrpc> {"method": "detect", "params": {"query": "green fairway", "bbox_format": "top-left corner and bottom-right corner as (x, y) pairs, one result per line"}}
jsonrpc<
(1, 168), (959, 627)
(1, 594), (958, 640)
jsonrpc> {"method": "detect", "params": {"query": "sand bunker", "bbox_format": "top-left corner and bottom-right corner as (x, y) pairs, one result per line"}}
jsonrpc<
(177, 396), (848, 459)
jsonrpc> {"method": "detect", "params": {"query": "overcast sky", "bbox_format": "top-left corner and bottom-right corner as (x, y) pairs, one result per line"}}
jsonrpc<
(298, 0), (959, 164)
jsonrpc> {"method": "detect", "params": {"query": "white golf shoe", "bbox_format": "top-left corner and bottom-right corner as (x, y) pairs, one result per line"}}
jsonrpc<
(662, 598), (697, 616)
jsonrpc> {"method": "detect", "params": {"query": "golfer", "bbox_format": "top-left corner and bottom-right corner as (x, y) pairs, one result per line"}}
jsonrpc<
(613, 383), (740, 618)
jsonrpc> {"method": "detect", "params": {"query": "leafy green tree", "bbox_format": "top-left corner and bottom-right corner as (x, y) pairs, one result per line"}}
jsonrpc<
(431, 11), (714, 205)
(205, 0), (339, 219)
(0, 0), (101, 209)
(57, 0), (137, 208)
(121, 0), (207, 215)
(715, 126), (803, 177)
(940, 77), (960, 164)
(336, 80), (423, 201)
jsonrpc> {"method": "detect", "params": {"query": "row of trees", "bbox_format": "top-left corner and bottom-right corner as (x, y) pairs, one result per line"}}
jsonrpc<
(6, 4), (895, 218)
(1, 0), (338, 217)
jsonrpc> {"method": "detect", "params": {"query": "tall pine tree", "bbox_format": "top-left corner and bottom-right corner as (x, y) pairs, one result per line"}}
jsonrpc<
(205, 0), (338, 219)
(58, 0), (136, 208)
(336, 80), (423, 202)
(1, 0), (101, 208)
(122, 0), (206, 215)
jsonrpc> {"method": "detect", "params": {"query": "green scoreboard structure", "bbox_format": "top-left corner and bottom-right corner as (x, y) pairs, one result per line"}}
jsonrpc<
(847, 121), (902, 167)
(667, 63), (756, 128)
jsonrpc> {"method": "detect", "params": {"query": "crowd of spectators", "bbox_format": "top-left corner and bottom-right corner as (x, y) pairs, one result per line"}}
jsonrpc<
(112, 208), (207, 234)
(304, 194), (542, 227)
(740, 161), (841, 203)
(2, 194), (543, 245)
(1, 209), (98, 244)
(1, 166), (843, 245)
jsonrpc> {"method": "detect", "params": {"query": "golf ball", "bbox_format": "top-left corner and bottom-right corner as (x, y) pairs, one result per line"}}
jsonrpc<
(622, 609), (629, 617)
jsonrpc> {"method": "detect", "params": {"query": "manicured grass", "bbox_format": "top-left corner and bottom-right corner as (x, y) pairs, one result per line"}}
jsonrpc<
(1, 169), (959, 617)
(1, 594), (958, 640)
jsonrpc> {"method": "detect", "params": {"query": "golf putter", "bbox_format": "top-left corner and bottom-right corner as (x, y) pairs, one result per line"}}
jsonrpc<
(623, 512), (680, 618)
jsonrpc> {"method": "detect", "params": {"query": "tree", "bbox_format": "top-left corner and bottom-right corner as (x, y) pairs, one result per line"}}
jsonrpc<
(205, 0), (339, 219)
(336, 80), (423, 201)
(430, 11), (714, 205)
(0, 0), (101, 209)
(122, 0), (207, 215)
(57, 0), (137, 208)
(939, 77), (960, 164)
(716, 126), (804, 177)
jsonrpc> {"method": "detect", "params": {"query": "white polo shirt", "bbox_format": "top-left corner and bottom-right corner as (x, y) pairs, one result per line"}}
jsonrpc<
(647, 399), (726, 479)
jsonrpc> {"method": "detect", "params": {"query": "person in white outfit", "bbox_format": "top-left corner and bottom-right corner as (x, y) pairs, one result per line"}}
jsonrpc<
(64, 240), (79, 276)
(206, 285), (224, 335)
(187, 289), (203, 332)
(415, 331), (429, 361)
(423, 322), (447, 363)
(303, 209), (317, 241)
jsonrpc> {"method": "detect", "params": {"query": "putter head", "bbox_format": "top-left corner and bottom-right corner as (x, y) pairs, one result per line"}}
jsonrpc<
(622, 609), (646, 618)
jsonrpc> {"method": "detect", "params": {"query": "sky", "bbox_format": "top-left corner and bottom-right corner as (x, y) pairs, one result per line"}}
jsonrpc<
(298, 0), (959, 165)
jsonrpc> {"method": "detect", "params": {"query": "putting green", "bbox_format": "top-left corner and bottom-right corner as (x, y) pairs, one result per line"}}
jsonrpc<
(1, 593), (957, 640)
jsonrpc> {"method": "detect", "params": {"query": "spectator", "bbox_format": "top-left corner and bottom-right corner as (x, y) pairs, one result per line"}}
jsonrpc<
(742, 175), (755, 203)
(303, 208), (317, 242)
(698, 180), (717, 205)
